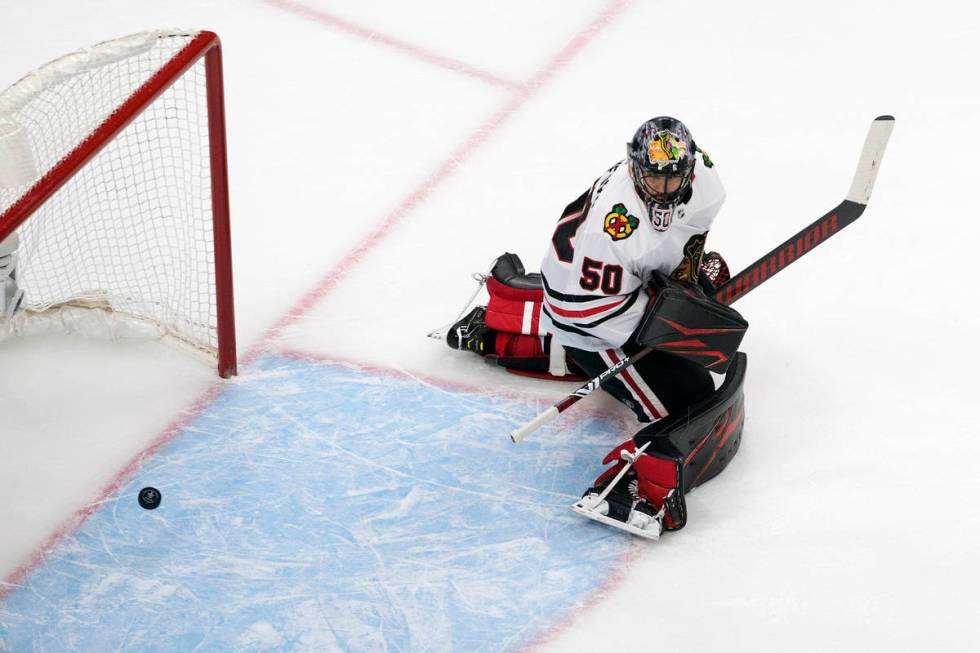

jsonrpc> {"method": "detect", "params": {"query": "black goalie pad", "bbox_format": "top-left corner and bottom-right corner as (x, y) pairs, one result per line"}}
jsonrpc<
(490, 252), (543, 291)
(636, 351), (747, 491)
(626, 353), (746, 531)
(636, 272), (748, 374)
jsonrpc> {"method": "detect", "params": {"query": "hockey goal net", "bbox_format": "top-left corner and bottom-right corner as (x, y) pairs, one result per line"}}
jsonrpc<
(0, 30), (236, 377)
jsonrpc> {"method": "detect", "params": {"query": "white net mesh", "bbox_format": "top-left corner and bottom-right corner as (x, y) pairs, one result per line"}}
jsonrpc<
(0, 31), (221, 359)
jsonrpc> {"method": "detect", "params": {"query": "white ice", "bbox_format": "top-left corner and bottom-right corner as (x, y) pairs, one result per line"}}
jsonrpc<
(2, 0), (979, 650)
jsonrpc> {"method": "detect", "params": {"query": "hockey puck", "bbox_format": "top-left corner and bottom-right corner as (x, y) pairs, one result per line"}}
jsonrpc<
(138, 487), (162, 510)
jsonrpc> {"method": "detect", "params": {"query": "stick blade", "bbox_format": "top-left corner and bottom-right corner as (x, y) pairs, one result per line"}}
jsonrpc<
(846, 115), (895, 205)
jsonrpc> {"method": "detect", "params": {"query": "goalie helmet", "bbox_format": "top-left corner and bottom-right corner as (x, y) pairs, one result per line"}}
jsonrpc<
(626, 116), (698, 207)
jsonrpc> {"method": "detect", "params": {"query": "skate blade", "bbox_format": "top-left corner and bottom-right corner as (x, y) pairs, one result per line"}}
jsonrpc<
(427, 323), (451, 340)
(570, 501), (662, 541)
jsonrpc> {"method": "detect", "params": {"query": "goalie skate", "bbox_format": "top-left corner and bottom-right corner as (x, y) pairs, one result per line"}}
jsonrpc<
(571, 491), (663, 540)
(569, 439), (664, 540)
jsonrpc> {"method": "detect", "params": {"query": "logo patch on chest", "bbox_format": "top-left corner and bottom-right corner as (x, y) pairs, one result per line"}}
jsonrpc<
(603, 203), (640, 240)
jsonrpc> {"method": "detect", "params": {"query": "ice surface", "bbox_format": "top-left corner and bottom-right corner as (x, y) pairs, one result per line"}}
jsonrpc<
(0, 357), (630, 651)
(2, 0), (980, 651)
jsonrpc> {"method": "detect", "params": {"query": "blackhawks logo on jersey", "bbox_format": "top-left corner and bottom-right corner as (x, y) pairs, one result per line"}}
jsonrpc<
(604, 203), (640, 240)
(647, 131), (687, 168)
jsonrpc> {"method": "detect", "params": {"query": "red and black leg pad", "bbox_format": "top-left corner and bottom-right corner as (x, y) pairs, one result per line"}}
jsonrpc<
(591, 352), (747, 531)
(480, 253), (586, 381)
(641, 351), (746, 529)
(636, 271), (748, 374)
(485, 252), (547, 336)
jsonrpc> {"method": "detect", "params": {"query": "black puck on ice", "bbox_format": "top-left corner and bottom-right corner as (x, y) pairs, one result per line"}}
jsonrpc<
(138, 487), (162, 510)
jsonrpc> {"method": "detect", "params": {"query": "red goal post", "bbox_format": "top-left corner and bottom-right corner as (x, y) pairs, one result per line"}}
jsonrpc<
(0, 30), (236, 377)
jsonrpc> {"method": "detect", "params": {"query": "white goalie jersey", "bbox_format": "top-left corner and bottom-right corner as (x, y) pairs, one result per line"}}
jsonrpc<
(540, 153), (725, 352)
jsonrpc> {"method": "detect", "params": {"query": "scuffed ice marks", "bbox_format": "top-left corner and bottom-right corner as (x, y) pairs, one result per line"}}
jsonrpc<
(0, 356), (628, 652)
(237, 621), (286, 650)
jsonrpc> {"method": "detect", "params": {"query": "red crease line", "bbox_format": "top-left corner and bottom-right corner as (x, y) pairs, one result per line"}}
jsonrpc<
(251, 0), (632, 360)
(0, 384), (225, 603)
(1, 0), (635, 624)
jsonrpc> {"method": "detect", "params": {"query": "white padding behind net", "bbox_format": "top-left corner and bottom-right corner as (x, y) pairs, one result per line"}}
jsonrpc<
(0, 31), (218, 358)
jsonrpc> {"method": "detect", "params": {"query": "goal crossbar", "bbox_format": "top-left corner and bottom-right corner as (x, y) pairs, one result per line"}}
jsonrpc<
(0, 30), (237, 377)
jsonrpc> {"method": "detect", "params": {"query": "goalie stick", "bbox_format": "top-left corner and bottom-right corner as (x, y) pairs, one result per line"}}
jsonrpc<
(511, 115), (895, 444)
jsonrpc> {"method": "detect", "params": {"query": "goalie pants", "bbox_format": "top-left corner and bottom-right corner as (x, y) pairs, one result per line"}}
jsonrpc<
(564, 339), (715, 423)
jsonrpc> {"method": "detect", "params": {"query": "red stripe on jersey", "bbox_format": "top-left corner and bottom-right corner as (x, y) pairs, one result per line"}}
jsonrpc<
(546, 297), (625, 319)
(557, 209), (584, 225)
(607, 350), (664, 420)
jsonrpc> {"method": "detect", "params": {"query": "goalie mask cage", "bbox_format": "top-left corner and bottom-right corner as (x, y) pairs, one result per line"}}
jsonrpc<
(0, 30), (236, 377)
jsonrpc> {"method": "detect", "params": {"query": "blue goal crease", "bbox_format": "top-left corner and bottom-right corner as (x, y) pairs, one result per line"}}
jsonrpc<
(0, 355), (629, 653)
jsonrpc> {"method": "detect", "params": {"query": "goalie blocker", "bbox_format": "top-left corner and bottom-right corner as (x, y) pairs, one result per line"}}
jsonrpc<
(636, 271), (748, 374)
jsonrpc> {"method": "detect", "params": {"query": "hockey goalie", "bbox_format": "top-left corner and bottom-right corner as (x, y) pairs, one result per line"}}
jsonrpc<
(442, 116), (750, 539)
